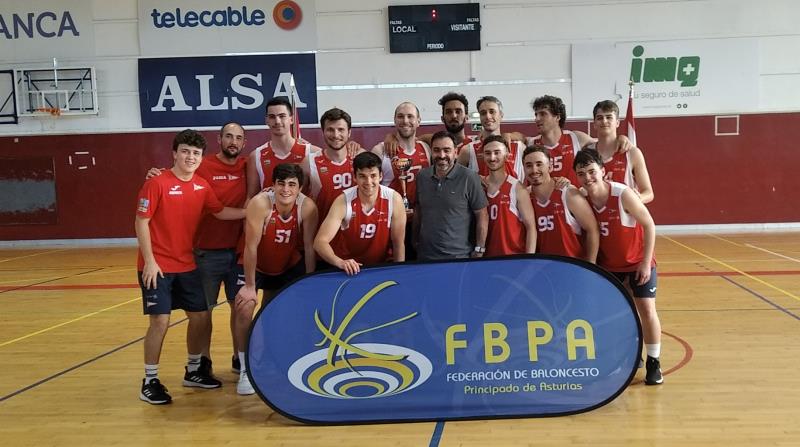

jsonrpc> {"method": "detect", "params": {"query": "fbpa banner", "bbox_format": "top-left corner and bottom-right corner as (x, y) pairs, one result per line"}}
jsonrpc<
(137, 54), (318, 128)
(248, 256), (641, 423)
(572, 38), (759, 116)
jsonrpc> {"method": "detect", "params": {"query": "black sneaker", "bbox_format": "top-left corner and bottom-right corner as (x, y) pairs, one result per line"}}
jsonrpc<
(140, 378), (172, 405)
(645, 356), (664, 385)
(199, 356), (214, 377)
(638, 356), (644, 369)
(231, 355), (241, 374)
(183, 367), (222, 389)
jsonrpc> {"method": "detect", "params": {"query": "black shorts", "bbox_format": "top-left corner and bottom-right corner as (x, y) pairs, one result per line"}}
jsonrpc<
(138, 269), (208, 315)
(612, 266), (658, 298)
(234, 259), (305, 293)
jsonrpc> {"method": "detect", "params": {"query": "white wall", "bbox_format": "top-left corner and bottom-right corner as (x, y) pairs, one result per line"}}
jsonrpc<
(1, 0), (799, 136)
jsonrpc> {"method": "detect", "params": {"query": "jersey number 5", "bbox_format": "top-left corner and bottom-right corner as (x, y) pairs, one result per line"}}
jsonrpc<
(599, 222), (609, 237)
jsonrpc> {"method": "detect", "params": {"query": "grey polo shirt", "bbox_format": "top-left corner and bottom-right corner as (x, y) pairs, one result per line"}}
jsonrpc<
(415, 163), (488, 261)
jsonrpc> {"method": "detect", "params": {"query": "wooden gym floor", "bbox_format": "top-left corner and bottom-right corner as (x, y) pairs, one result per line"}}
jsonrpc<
(1, 233), (799, 446)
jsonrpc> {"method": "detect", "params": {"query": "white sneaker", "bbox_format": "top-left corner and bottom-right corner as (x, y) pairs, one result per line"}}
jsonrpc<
(237, 370), (255, 395)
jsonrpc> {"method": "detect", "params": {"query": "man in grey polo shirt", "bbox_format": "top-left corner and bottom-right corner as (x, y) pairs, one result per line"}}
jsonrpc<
(414, 130), (489, 261)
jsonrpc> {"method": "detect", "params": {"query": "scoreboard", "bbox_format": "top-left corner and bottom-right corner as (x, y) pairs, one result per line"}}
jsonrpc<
(388, 3), (481, 53)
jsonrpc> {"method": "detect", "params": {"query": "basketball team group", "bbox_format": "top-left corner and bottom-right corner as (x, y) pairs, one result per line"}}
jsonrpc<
(134, 92), (663, 405)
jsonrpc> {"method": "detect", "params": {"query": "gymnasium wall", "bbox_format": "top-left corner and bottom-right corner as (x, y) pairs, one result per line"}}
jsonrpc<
(0, 110), (796, 240)
(0, 0), (799, 240)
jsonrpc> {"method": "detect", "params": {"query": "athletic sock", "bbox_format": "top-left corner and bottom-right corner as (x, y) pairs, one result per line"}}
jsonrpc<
(238, 351), (247, 373)
(187, 353), (202, 372)
(646, 343), (661, 358)
(144, 364), (159, 384)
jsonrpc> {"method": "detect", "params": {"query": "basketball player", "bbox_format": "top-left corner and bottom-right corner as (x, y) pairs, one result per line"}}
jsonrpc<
(371, 102), (431, 210)
(382, 92), (477, 156)
(135, 130), (245, 405)
(314, 152), (406, 275)
(371, 102), (430, 259)
(523, 145), (599, 262)
(585, 100), (654, 203)
(247, 97), (317, 196)
(233, 163), (318, 395)
(481, 135), (536, 256)
(509, 95), (632, 184)
(573, 149), (663, 385)
(457, 96), (526, 179)
(304, 107), (364, 224)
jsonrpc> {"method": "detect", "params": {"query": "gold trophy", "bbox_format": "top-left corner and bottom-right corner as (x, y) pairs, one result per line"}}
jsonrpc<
(392, 157), (413, 210)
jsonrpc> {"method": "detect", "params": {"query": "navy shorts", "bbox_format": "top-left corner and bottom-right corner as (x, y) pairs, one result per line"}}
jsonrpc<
(612, 266), (658, 298)
(194, 248), (241, 305)
(138, 269), (208, 315)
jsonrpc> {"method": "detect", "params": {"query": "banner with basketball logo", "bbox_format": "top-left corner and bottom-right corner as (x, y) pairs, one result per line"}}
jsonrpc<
(137, 0), (316, 56)
(248, 256), (641, 424)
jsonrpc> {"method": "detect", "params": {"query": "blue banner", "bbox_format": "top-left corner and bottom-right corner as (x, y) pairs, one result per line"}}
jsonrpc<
(137, 54), (317, 128)
(248, 256), (641, 424)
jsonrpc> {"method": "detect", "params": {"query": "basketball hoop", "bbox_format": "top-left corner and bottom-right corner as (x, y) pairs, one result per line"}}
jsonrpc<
(35, 107), (62, 117)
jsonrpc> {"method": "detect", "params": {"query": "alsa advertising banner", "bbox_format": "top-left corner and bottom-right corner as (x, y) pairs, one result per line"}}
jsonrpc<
(572, 39), (759, 116)
(137, 0), (316, 55)
(0, 0), (94, 61)
(137, 54), (317, 128)
(248, 257), (641, 423)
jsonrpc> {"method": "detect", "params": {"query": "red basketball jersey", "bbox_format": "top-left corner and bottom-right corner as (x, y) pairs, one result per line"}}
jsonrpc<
(465, 139), (525, 179)
(308, 151), (353, 222)
(254, 192), (306, 275)
(485, 176), (527, 256)
(253, 140), (310, 188)
(336, 185), (395, 265)
(532, 130), (580, 185)
(584, 142), (635, 187)
(592, 181), (655, 272)
(603, 150), (634, 187)
(193, 155), (247, 249)
(532, 185), (583, 258)
(136, 171), (224, 272)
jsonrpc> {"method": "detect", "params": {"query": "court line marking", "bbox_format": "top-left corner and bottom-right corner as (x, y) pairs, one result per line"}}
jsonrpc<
(707, 234), (743, 247)
(0, 248), (69, 264)
(663, 236), (800, 303)
(428, 421), (446, 447)
(0, 284), (139, 291)
(720, 276), (799, 321)
(0, 271), (92, 286)
(0, 317), (188, 403)
(0, 296), (140, 348)
(744, 244), (800, 263)
(3, 268), (799, 292)
(0, 268), (104, 295)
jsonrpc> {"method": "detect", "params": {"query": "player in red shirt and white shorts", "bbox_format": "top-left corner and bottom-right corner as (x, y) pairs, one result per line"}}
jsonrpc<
(573, 149), (663, 386)
(314, 152), (407, 275)
(135, 130), (245, 405)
